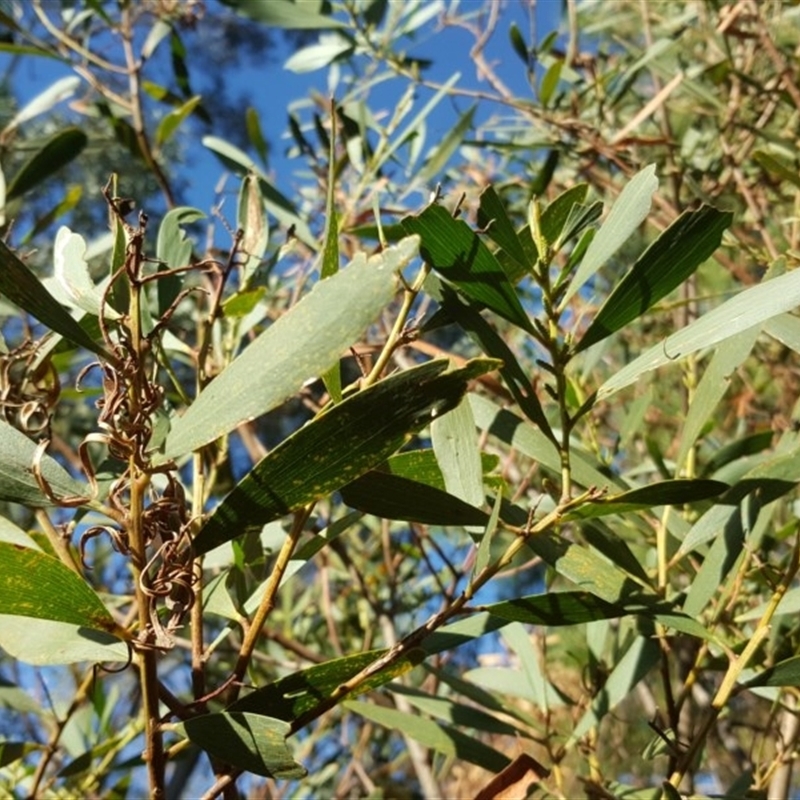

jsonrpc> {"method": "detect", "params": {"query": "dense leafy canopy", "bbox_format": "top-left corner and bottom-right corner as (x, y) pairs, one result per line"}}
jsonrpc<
(1, 1), (800, 798)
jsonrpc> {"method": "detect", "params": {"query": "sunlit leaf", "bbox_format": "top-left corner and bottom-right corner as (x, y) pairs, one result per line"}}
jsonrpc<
(432, 396), (484, 507)
(53, 226), (119, 319)
(3, 76), (79, 132)
(163, 237), (418, 460)
(577, 205), (732, 351)
(0, 542), (125, 640)
(596, 266), (800, 400)
(0, 419), (87, 506)
(219, 0), (344, 29)
(0, 240), (107, 356)
(284, 32), (353, 73)
(403, 203), (534, 333)
(203, 135), (315, 246)
(192, 358), (499, 554)
(155, 94), (202, 146)
(562, 164), (658, 307)
(0, 617), (128, 665)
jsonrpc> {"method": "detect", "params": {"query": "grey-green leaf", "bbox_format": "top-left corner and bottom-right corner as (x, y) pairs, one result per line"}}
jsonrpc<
(598, 266), (800, 399)
(562, 164), (658, 307)
(162, 237), (417, 460)
(0, 420), (87, 506)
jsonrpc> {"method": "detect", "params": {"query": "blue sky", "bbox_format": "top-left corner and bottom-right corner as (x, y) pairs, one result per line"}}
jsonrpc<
(1, 0), (566, 231)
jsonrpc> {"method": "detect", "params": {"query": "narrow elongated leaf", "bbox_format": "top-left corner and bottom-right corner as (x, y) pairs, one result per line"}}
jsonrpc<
(6, 128), (87, 202)
(477, 185), (529, 270)
(53, 226), (118, 319)
(178, 713), (305, 779)
(203, 135), (315, 246)
(320, 109), (342, 402)
(156, 206), (204, 313)
(432, 396), (484, 507)
(597, 268), (800, 399)
(0, 543), (122, 634)
(569, 636), (661, 743)
(391, 684), (526, 738)
(237, 176), (268, 286)
(284, 32), (353, 72)
(3, 76), (79, 131)
(192, 358), (499, 554)
(562, 164), (658, 307)
(163, 237), (417, 460)
(229, 588), (693, 726)
(744, 656), (800, 688)
(469, 394), (623, 491)
(566, 479), (728, 520)
(417, 104), (476, 186)
(538, 183), (589, 250)
(576, 205), (732, 351)
(0, 617), (128, 665)
(340, 470), (489, 526)
(230, 648), (424, 721)
(155, 94), (202, 146)
(0, 240), (107, 356)
(0, 420), (87, 506)
(402, 203), (534, 333)
(344, 700), (510, 772)
(219, 0), (344, 28)
(674, 327), (761, 471)
(427, 276), (555, 441)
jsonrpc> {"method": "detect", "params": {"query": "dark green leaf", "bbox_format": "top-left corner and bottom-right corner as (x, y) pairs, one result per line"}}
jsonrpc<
(701, 431), (775, 478)
(538, 184), (588, 249)
(178, 713), (305, 779)
(508, 22), (530, 66)
(340, 470), (489, 526)
(744, 656), (800, 688)
(402, 203), (535, 333)
(228, 648), (424, 720)
(567, 479), (728, 520)
(0, 543), (122, 634)
(192, 358), (499, 554)
(6, 128), (87, 202)
(426, 277), (555, 441)
(320, 108), (342, 402)
(477, 185), (529, 271)
(576, 205), (733, 351)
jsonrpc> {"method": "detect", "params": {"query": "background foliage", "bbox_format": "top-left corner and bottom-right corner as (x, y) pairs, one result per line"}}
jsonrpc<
(1, 1), (800, 798)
